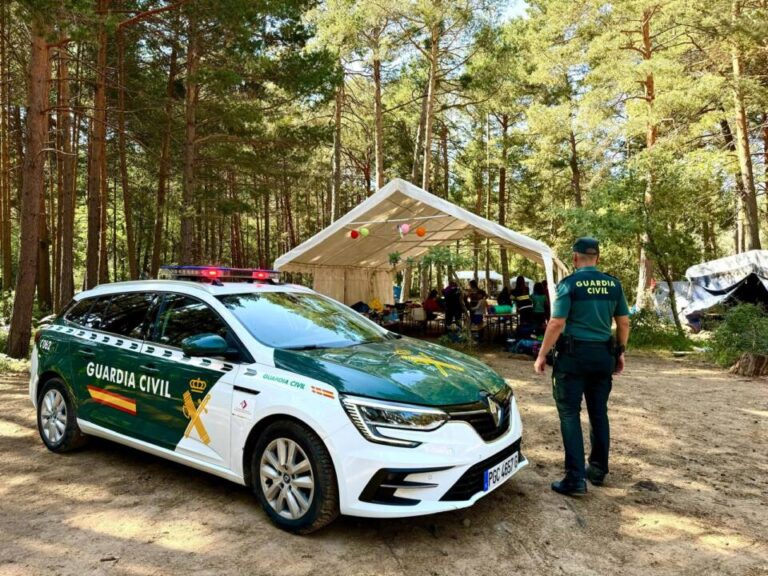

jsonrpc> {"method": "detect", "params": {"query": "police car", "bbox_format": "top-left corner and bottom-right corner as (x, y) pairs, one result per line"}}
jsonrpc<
(30, 266), (527, 533)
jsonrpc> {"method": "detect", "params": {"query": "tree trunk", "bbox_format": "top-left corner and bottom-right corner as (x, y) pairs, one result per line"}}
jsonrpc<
(98, 132), (109, 283)
(151, 46), (177, 277)
(37, 173), (52, 312)
(263, 187), (270, 266)
(85, 0), (109, 288)
(720, 118), (746, 253)
(229, 171), (244, 267)
(180, 13), (199, 264)
(764, 112), (768, 229)
(498, 114), (510, 289)
(730, 0), (761, 250)
(331, 83), (343, 221)
(565, 74), (583, 208)
(0, 1), (11, 292)
(441, 120), (449, 197)
(401, 264), (412, 303)
(117, 30), (138, 278)
(411, 81), (429, 184)
(7, 22), (49, 358)
(568, 128), (582, 207)
(373, 30), (384, 190)
(421, 23), (439, 192)
(635, 8), (656, 310)
(730, 353), (768, 377)
(55, 48), (75, 310)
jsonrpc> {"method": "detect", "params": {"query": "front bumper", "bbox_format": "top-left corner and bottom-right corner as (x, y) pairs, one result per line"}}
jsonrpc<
(329, 395), (527, 518)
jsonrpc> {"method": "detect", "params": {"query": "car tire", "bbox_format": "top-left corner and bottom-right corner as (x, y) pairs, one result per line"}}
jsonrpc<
(37, 378), (87, 453)
(251, 420), (339, 534)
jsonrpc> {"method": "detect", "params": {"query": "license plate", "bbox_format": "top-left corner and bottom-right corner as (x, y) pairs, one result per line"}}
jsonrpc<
(483, 451), (519, 492)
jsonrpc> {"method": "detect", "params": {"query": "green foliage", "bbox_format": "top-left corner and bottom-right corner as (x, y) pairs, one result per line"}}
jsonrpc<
(708, 304), (768, 367)
(628, 309), (693, 351)
(0, 353), (29, 373)
(420, 246), (471, 271)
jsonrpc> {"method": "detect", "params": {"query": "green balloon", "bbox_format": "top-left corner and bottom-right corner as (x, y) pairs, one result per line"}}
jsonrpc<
(360, 227), (370, 237)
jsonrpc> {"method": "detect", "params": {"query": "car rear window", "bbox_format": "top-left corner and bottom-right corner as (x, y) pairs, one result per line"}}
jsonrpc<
(98, 292), (157, 338)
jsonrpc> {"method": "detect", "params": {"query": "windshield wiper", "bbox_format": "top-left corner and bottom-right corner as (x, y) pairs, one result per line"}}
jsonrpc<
(281, 344), (328, 351)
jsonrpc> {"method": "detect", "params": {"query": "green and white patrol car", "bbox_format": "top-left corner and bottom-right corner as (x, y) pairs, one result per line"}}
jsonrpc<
(30, 266), (527, 533)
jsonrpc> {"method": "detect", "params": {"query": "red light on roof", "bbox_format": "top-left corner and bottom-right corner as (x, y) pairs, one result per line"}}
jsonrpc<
(204, 268), (222, 278)
(252, 270), (271, 280)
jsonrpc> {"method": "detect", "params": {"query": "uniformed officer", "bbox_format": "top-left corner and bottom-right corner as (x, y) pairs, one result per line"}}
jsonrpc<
(533, 237), (630, 495)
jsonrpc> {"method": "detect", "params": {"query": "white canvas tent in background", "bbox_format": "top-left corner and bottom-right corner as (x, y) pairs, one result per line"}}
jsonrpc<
(454, 271), (535, 293)
(275, 179), (567, 305)
(654, 250), (768, 320)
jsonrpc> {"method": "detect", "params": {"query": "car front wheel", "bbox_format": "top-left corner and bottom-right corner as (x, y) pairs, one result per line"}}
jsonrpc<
(37, 378), (87, 452)
(251, 420), (339, 534)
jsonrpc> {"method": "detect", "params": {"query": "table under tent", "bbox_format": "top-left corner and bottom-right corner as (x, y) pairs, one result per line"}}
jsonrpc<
(275, 179), (567, 313)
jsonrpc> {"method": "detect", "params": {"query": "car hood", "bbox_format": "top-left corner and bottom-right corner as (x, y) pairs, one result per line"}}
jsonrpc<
(272, 337), (507, 406)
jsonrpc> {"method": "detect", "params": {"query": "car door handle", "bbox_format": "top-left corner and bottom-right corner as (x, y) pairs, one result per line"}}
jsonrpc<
(78, 347), (96, 358)
(140, 363), (160, 374)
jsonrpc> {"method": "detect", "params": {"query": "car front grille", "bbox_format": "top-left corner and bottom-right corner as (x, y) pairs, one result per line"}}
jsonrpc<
(440, 439), (521, 502)
(443, 386), (513, 442)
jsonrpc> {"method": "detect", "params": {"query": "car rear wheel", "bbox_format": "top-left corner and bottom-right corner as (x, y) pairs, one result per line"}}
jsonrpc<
(37, 378), (87, 452)
(251, 420), (339, 534)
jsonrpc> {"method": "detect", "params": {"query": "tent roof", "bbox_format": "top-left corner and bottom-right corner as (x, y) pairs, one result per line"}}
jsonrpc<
(686, 250), (768, 284)
(275, 179), (567, 276)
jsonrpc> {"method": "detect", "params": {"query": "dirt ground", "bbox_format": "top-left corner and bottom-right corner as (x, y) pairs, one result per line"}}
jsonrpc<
(0, 354), (766, 576)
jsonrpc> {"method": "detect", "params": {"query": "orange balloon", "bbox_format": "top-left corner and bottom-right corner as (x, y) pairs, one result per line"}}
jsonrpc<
(416, 227), (426, 237)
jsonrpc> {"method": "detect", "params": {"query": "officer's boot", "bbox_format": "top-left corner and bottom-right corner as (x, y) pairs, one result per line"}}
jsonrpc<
(586, 464), (607, 486)
(551, 476), (587, 496)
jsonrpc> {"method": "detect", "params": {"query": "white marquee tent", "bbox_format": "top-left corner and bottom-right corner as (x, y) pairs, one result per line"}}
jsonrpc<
(275, 179), (568, 305)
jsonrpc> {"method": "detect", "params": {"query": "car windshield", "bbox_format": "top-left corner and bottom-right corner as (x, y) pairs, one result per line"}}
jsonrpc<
(218, 292), (388, 350)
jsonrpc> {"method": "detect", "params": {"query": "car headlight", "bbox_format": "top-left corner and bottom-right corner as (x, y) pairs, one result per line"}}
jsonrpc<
(340, 395), (448, 448)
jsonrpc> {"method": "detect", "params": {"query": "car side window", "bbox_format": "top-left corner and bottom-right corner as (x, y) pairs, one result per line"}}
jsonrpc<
(98, 292), (157, 339)
(72, 297), (112, 329)
(152, 294), (231, 350)
(65, 298), (97, 325)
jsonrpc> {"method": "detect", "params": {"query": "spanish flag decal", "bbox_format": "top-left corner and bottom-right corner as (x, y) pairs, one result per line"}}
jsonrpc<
(87, 385), (137, 415)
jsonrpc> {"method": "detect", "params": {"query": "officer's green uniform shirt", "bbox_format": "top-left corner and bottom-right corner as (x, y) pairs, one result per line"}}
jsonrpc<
(551, 266), (630, 341)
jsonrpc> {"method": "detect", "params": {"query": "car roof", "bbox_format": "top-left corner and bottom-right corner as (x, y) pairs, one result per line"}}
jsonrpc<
(74, 279), (316, 300)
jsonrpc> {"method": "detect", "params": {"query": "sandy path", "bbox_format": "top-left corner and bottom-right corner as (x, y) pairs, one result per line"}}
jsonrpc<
(0, 355), (766, 576)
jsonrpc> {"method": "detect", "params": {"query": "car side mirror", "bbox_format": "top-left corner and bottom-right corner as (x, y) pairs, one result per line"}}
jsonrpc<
(181, 333), (229, 357)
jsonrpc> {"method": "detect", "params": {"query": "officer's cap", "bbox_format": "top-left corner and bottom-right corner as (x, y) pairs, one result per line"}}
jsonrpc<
(572, 237), (599, 255)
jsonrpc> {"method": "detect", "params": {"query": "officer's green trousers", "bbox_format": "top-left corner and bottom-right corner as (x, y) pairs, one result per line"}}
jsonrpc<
(552, 341), (615, 482)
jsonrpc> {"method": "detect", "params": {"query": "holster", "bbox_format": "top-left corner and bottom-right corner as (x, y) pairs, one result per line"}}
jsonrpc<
(555, 334), (575, 354)
(609, 336), (622, 360)
(548, 334), (574, 367)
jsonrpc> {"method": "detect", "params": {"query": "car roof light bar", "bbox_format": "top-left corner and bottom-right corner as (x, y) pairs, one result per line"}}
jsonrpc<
(159, 265), (281, 284)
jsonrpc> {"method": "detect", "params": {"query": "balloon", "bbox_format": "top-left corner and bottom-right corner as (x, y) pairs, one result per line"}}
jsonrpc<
(350, 230), (360, 239)
(360, 227), (370, 237)
(416, 227), (426, 237)
(400, 223), (411, 234)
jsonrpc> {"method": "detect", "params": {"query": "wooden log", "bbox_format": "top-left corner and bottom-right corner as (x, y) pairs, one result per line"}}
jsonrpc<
(730, 353), (768, 377)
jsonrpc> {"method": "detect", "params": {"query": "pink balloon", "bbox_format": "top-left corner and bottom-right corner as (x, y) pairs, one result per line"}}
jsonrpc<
(400, 223), (410, 234)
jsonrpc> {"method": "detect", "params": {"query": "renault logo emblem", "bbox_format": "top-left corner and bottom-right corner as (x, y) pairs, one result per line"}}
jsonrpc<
(487, 397), (502, 427)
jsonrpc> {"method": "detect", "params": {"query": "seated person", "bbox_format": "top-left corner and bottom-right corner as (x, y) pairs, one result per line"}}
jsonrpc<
(465, 280), (488, 310)
(422, 289), (442, 320)
(466, 280), (488, 326)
